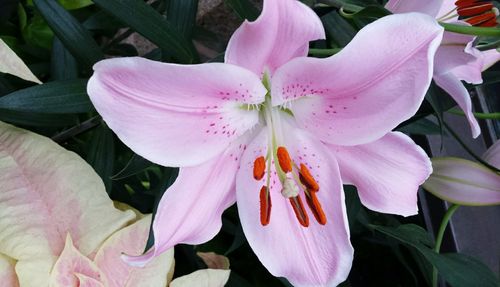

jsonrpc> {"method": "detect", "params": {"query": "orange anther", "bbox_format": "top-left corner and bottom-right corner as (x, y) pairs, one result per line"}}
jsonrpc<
(306, 192), (327, 225)
(289, 196), (309, 227)
(479, 17), (498, 27)
(277, 147), (292, 173)
(457, 3), (494, 16)
(259, 186), (271, 226)
(465, 11), (497, 26)
(299, 164), (319, 192)
(253, 156), (266, 180)
(455, 0), (484, 8)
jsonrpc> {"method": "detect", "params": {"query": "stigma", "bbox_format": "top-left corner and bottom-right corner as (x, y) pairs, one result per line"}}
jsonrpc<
(252, 146), (327, 227)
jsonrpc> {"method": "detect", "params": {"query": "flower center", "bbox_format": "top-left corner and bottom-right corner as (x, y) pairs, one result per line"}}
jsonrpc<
(438, 0), (499, 27)
(251, 90), (327, 228)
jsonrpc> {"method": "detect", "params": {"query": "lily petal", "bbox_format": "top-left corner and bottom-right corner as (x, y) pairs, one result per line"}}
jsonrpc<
(0, 39), (41, 84)
(271, 13), (443, 146)
(74, 274), (105, 287)
(0, 254), (19, 287)
(479, 49), (500, 71)
(225, 0), (325, 75)
(169, 269), (231, 287)
(435, 30), (477, 75)
(94, 215), (174, 287)
(49, 235), (105, 287)
(329, 132), (432, 217)
(0, 121), (134, 261)
(385, 0), (443, 17)
(482, 140), (500, 169)
(423, 158), (500, 205)
(88, 57), (266, 167)
(123, 131), (258, 266)
(14, 258), (54, 287)
(236, 125), (353, 287)
(451, 48), (500, 85)
(436, 0), (459, 21)
(433, 73), (481, 138)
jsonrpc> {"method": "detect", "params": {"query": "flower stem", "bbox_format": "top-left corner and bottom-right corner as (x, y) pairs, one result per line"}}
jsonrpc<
(440, 22), (500, 37)
(448, 108), (500, 120)
(308, 48), (342, 57)
(432, 204), (460, 287)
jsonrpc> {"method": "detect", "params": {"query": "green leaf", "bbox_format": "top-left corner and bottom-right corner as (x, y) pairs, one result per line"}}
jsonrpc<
(112, 154), (153, 180)
(341, 5), (391, 20)
(22, 13), (54, 50)
(372, 224), (434, 248)
(85, 124), (115, 193)
(321, 11), (357, 47)
(92, 0), (198, 63)
(224, 0), (259, 21)
(397, 117), (442, 135)
(373, 224), (500, 287)
(0, 79), (92, 113)
(58, 0), (93, 10)
(167, 0), (198, 38)
(423, 252), (500, 287)
(50, 37), (78, 80)
(33, 0), (104, 68)
(83, 10), (125, 33)
(0, 109), (78, 127)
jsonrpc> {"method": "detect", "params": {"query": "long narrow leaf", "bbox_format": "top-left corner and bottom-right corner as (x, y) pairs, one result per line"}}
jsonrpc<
(0, 79), (92, 114)
(92, 0), (198, 63)
(167, 0), (198, 38)
(33, 0), (104, 68)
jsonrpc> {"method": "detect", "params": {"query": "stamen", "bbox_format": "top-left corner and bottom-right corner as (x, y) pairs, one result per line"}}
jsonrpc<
(306, 192), (327, 225)
(289, 196), (309, 227)
(259, 186), (271, 226)
(276, 146), (292, 173)
(253, 156), (266, 180)
(455, 0), (484, 7)
(281, 178), (300, 198)
(457, 2), (494, 16)
(465, 11), (498, 26)
(299, 163), (319, 192)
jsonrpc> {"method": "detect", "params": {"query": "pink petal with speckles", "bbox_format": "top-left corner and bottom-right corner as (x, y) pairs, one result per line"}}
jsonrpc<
(271, 13), (443, 146)
(88, 57), (266, 167)
(236, 120), (353, 287)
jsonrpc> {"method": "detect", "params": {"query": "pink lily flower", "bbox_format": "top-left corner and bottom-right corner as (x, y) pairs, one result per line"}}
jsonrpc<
(88, 1), (443, 285)
(386, 0), (500, 138)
